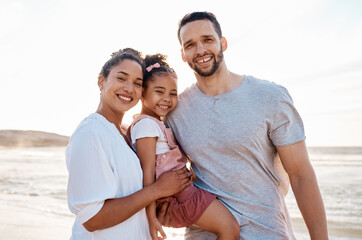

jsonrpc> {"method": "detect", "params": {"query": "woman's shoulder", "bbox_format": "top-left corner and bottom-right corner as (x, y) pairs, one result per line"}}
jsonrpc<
(70, 113), (109, 142)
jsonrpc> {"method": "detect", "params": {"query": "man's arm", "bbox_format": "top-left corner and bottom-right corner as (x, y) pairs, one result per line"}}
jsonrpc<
(276, 140), (328, 240)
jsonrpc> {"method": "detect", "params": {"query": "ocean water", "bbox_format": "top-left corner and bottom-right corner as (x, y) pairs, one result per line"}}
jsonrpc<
(0, 146), (361, 239)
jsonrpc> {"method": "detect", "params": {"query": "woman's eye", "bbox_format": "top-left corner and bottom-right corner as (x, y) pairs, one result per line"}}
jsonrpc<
(171, 93), (178, 96)
(118, 77), (125, 81)
(134, 82), (142, 87)
(156, 91), (163, 94)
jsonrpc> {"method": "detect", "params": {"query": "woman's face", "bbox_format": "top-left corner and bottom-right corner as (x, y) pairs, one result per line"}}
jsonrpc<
(98, 59), (143, 116)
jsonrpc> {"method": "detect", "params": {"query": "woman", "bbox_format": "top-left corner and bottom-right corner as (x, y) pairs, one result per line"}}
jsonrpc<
(66, 48), (190, 239)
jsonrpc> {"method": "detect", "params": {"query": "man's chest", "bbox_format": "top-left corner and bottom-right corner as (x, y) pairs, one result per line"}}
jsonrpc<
(173, 101), (271, 155)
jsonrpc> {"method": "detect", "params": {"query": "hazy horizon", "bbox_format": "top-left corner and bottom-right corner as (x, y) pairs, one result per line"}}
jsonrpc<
(1, 0), (362, 147)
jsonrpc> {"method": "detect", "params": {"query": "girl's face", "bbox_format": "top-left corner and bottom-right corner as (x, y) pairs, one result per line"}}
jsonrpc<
(98, 59), (143, 117)
(141, 74), (178, 119)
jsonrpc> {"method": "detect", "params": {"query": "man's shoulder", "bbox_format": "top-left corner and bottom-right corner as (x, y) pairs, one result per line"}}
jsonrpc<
(246, 75), (286, 92)
(178, 82), (198, 102)
(245, 75), (290, 100)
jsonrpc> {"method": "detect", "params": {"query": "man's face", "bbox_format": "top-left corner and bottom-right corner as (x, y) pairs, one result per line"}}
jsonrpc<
(179, 20), (225, 77)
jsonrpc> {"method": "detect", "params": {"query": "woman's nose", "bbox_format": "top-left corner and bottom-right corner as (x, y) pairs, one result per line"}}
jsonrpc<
(123, 81), (134, 93)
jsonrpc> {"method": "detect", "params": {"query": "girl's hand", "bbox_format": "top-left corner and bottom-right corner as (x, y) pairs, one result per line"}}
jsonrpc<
(149, 217), (167, 240)
(155, 167), (191, 197)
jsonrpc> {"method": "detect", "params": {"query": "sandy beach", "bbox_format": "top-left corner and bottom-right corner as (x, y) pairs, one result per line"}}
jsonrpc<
(1, 146), (362, 239)
(1, 198), (362, 240)
(0, 200), (72, 240)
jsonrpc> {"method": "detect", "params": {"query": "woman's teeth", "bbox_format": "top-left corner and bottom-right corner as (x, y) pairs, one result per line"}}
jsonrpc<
(118, 95), (131, 101)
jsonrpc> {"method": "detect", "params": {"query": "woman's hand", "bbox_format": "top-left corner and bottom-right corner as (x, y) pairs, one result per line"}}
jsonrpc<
(155, 167), (192, 197)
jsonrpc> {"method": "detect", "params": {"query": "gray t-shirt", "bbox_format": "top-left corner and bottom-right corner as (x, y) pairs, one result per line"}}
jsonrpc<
(167, 75), (305, 239)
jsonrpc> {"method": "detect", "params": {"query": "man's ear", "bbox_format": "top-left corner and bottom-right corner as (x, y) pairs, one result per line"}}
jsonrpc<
(221, 37), (228, 52)
(98, 75), (105, 91)
(181, 49), (186, 62)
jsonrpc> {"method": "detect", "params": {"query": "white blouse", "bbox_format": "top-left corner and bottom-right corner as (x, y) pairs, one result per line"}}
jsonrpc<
(66, 113), (150, 240)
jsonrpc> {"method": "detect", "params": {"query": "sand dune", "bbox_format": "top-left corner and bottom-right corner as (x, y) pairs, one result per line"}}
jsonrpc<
(0, 130), (69, 147)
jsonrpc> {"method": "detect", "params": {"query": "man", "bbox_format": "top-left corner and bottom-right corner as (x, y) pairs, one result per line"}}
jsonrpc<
(160, 12), (328, 239)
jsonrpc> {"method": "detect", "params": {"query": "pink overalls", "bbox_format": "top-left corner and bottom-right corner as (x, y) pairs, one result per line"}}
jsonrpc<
(127, 114), (216, 227)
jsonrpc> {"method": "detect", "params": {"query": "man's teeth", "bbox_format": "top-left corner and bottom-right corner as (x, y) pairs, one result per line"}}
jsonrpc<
(119, 95), (131, 101)
(197, 57), (211, 63)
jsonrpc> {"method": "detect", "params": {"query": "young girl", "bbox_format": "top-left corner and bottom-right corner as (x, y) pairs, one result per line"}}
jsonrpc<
(127, 54), (240, 240)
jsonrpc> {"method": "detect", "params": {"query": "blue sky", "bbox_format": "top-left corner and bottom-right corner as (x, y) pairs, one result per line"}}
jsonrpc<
(1, 0), (361, 146)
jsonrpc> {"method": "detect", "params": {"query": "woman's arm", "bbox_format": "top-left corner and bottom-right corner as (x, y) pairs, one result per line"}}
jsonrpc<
(83, 167), (190, 232)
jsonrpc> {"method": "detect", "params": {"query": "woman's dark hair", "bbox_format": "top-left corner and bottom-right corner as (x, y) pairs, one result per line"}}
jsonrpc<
(177, 11), (222, 44)
(143, 53), (177, 89)
(99, 48), (144, 78)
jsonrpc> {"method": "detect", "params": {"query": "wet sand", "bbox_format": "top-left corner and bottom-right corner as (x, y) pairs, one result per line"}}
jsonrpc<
(1, 197), (361, 240)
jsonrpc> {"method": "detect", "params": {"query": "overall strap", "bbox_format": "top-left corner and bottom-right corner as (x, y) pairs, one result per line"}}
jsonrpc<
(126, 114), (169, 146)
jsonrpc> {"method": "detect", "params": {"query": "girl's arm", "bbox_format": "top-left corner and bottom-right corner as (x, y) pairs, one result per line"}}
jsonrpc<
(136, 137), (167, 239)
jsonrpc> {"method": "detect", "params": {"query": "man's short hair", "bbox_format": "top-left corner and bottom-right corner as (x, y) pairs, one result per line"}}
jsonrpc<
(177, 11), (223, 44)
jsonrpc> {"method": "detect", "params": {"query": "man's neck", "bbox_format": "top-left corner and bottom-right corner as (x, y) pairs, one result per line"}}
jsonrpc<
(195, 65), (244, 96)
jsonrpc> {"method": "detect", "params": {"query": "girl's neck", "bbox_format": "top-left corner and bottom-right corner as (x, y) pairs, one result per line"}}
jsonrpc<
(140, 108), (162, 121)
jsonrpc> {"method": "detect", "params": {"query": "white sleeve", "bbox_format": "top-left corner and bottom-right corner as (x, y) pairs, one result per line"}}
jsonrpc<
(130, 118), (162, 145)
(66, 129), (117, 224)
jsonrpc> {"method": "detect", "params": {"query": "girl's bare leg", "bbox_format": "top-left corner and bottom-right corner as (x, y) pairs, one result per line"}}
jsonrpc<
(194, 199), (240, 240)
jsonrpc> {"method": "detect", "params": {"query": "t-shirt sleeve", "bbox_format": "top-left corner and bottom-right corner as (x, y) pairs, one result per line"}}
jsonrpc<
(269, 86), (306, 146)
(66, 130), (117, 224)
(131, 118), (162, 145)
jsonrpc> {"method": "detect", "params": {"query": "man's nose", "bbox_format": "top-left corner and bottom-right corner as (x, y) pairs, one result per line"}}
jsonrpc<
(195, 42), (206, 55)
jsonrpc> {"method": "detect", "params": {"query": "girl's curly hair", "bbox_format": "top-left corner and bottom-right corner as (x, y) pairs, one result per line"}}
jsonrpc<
(143, 53), (177, 88)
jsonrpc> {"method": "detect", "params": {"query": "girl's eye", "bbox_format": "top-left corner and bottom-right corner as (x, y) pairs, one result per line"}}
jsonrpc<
(171, 93), (178, 96)
(155, 90), (163, 94)
(118, 77), (125, 81)
(134, 82), (142, 87)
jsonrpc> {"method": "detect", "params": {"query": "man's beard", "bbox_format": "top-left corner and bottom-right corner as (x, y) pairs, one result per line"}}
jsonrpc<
(190, 49), (224, 77)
